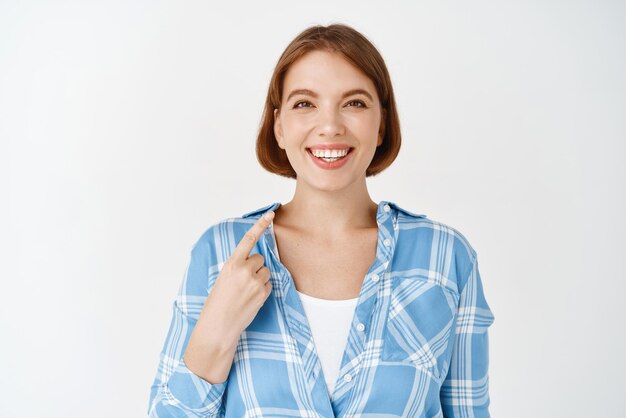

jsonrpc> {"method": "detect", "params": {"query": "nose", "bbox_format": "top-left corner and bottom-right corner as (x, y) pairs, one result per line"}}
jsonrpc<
(316, 106), (345, 138)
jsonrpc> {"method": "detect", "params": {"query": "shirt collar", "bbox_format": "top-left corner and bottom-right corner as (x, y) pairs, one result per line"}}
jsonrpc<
(241, 201), (426, 220)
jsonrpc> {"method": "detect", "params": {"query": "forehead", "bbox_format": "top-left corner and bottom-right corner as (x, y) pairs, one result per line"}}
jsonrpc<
(282, 50), (377, 98)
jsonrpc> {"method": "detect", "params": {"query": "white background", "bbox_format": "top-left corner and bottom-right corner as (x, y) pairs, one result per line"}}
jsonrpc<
(1, 1), (625, 417)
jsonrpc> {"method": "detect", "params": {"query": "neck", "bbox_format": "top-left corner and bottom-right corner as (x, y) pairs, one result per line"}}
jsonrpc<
(275, 178), (379, 236)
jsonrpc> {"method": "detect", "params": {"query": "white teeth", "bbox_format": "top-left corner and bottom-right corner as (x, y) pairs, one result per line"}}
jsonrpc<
(310, 148), (349, 158)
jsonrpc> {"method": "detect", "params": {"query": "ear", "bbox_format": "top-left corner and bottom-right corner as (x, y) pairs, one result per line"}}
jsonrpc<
(377, 108), (386, 146)
(274, 108), (285, 149)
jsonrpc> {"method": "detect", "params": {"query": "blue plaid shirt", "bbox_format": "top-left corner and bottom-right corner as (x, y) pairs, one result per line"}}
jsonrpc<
(148, 201), (495, 417)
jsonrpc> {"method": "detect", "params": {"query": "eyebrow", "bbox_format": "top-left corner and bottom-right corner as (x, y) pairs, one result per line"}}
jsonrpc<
(286, 88), (374, 103)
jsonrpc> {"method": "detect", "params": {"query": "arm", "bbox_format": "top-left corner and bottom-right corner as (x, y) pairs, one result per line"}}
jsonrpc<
(440, 254), (496, 417)
(147, 234), (230, 417)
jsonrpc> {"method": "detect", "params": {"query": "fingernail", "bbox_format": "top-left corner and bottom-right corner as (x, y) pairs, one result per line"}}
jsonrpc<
(264, 211), (274, 221)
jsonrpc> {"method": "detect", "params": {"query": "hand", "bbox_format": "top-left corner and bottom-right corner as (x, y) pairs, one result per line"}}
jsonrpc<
(203, 210), (276, 336)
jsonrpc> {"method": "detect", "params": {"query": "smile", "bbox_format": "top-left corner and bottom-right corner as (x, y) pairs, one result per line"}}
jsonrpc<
(306, 147), (354, 170)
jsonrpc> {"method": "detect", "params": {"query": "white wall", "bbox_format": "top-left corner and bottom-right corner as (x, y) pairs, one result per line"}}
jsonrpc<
(1, 1), (624, 417)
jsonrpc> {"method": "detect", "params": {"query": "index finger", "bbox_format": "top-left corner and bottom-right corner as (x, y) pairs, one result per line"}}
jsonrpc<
(232, 211), (275, 261)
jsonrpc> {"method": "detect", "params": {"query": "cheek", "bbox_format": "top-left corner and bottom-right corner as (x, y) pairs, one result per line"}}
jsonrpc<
(282, 112), (314, 127)
(349, 117), (381, 139)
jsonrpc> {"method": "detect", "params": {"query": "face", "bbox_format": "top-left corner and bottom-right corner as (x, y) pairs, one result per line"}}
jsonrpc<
(273, 49), (385, 192)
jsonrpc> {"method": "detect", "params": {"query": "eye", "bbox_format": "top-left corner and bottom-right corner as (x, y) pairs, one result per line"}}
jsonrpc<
(346, 100), (367, 108)
(293, 101), (312, 109)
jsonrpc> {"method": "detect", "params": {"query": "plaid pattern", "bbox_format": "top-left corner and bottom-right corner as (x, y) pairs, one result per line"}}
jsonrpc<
(148, 201), (495, 417)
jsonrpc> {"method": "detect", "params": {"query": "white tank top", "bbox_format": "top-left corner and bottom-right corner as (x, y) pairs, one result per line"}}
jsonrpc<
(295, 290), (359, 396)
(274, 243), (358, 396)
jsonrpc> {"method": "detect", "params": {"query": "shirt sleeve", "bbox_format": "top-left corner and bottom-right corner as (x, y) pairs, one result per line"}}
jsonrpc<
(148, 231), (228, 417)
(440, 253), (496, 418)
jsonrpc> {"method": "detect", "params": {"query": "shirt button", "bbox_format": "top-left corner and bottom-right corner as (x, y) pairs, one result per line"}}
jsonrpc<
(356, 323), (365, 332)
(371, 273), (379, 282)
(344, 373), (352, 382)
(383, 204), (390, 212)
(383, 239), (391, 246)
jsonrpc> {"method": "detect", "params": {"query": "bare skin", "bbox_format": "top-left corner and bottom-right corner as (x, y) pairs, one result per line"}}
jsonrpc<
(271, 202), (380, 300)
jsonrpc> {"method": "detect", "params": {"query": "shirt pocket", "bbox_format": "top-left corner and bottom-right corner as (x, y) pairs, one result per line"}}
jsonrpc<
(380, 275), (459, 382)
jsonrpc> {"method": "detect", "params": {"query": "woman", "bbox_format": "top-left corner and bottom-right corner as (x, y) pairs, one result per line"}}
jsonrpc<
(148, 23), (495, 418)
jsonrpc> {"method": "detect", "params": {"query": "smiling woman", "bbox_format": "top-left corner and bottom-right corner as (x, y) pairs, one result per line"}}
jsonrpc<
(148, 23), (495, 418)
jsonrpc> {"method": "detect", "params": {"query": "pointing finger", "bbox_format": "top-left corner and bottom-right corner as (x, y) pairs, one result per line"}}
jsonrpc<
(232, 211), (275, 261)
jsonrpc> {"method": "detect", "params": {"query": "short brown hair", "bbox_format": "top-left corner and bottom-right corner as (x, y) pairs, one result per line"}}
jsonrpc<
(256, 23), (402, 179)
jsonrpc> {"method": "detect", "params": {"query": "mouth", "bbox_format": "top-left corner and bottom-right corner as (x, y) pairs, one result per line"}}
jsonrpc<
(306, 147), (354, 163)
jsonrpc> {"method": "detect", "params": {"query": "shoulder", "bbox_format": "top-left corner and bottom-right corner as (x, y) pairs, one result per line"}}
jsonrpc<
(406, 215), (476, 261)
(390, 201), (478, 292)
(391, 201), (476, 256)
(175, 204), (280, 307)
(191, 202), (281, 253)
